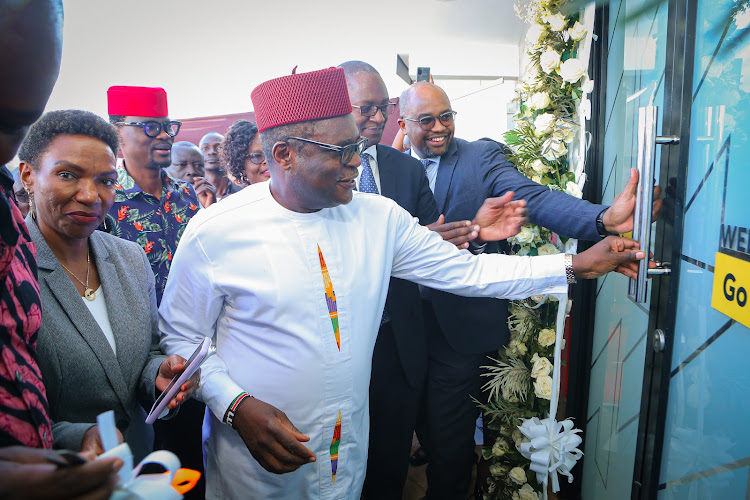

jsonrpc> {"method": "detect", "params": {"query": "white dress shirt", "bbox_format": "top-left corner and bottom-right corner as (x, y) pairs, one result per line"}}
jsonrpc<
(159, 181), (567, 500)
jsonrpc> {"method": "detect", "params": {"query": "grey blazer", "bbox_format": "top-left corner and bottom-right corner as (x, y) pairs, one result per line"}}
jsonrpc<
(28, 220), (165, 458)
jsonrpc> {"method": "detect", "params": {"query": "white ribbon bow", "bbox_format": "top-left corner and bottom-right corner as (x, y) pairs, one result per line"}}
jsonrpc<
(517, 416), (583, 494)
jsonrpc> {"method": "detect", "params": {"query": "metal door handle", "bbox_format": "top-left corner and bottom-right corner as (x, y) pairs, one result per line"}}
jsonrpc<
(628, 107), (679, 303)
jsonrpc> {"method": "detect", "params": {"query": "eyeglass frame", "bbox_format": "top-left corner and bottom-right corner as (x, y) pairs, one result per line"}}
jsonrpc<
(402, 110), (457, 131)
(285, 137), (368, 165)
(115, 120), (182, 138)
(245, 152), (267, 165)
(352, 102), (397, 118)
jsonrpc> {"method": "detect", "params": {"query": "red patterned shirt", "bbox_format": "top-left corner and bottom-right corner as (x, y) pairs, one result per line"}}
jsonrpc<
(0, 166), (53, 449)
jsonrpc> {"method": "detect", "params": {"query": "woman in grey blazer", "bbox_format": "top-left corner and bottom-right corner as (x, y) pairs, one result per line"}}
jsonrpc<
(18, 110), (197, 460)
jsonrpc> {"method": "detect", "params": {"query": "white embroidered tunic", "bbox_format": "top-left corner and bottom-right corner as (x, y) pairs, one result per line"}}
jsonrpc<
(159, 181), (567, 499)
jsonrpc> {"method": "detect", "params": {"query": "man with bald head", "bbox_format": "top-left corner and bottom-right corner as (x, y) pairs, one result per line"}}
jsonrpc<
(398, 81), (659, 499)
(0, 0), (121, 496)
(339, 60), (493, 498)
(168, 141), (217, 207)
(200, 131), (240, 200)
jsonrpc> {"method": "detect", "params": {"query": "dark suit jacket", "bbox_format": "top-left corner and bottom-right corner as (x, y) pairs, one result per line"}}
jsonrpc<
(428, 138), (604, 353)
(376, 144), (439, 386)
(29, 220), (165, 459)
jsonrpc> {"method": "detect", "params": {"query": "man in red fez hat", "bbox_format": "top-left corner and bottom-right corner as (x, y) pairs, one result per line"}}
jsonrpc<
(106, 86), (202, 305)
(159, 67), (649, 500)
(0, 0), (121, 497)
(106, 85), (207, 498)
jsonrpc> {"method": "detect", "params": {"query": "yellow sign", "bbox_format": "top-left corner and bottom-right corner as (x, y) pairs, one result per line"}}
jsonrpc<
(712, 251), (750, 328)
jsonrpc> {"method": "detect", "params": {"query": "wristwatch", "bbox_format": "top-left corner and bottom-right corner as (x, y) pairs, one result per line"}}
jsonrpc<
(565, 254), (576, 284)
(596, 210), (616, 237)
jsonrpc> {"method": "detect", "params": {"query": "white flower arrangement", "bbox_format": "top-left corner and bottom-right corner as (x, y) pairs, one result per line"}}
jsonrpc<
(478, 1), (593, 498)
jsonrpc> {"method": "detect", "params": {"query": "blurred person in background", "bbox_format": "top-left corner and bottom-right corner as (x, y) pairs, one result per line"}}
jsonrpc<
(200, 132), (240, 200)
(11, 168), (30, 217)
(167, 141), (216, 207)
(221, 120), (268, 187)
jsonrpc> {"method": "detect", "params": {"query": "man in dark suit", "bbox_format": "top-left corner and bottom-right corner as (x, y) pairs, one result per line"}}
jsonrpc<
(398, 81), (659, 500)
(339, 61), (510, 499)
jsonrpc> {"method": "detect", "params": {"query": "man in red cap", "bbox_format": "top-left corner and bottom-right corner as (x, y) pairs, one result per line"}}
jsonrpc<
(159, 67), (648, 499)
(107, 86), (206, 499)
(106, 86), (202, 305)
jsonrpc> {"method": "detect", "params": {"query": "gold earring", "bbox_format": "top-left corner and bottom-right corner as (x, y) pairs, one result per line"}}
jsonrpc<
(28, 193), (36, 221)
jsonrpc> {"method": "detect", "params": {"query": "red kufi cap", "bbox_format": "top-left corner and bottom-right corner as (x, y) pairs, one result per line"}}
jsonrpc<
(251, 67), (352, 132)
(107, 86), (168, 117)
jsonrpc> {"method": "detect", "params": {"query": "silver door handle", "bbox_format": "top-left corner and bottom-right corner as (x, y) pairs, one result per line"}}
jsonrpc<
(628, 107), (679, 303)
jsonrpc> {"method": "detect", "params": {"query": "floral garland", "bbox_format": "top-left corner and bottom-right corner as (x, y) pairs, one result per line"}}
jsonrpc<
(477, 1), (593, 499)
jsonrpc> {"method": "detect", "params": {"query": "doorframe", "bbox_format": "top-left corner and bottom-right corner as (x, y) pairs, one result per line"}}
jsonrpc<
(631, 0), (698, 498)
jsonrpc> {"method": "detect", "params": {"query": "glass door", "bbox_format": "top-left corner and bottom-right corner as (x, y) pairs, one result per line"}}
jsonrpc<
(580, 0), (678, 498)
(655, 0), (750, 497)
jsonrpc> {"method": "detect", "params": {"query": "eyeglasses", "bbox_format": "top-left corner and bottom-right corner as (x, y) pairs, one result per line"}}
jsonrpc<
(352, 102), (397, 118)
(245, 152), (266, 165)
(286, 137), (368, 165)
(116, 120), (182, 137)
(14, 189), (29, 203)
(403, 111), (457, 130)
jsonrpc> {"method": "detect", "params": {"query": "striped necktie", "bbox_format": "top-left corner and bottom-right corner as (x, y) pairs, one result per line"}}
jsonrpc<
(420, 158), (433, 174)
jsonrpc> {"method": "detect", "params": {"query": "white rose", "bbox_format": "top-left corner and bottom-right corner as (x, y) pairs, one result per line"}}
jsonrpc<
(539, 49), (561, 73)
(526, 23), (546, 45)
(492, 438), (510, 457)
(519, 483), (540, 500)
(531, 159), (552, 175)
(546, 12), (567, 31)
(529, 92), (550, 110)
(553, 122), (577, 143)
(538, 327), (556, 347)
(536, 243), (559, 256)
(489, 463), (507, 477)
(533, 113), (556, 136)
(530, 353), (553, 378)
(531, 175), (542, 184)
(558, 58), (587, 83)
(509, 466), (528, 485)
(534, 375), (553, 399)
(515, 226), (536, 244)
(542, 138), (568, 160)
(509, 339), (528, 356)
(568, 21), (587, 41)
(512, 429), (523, 448)
(518, 246), (531, 256)
(582, 78), (595, 94)
(565, 181), (583, 198)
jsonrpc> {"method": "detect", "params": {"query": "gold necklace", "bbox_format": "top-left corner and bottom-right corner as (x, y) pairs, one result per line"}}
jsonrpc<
(60, 246), (96, 301)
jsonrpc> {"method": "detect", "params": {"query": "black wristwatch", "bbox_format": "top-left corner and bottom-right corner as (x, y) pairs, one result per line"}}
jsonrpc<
(596, 210), (616, 237)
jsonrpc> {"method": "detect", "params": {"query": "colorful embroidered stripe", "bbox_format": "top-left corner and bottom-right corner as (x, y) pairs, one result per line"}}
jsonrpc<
(317, 245), (340, 350)
(330, 411), (342, 485)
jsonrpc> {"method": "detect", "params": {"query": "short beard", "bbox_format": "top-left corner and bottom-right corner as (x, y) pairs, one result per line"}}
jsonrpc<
(150, 158), (172, 170)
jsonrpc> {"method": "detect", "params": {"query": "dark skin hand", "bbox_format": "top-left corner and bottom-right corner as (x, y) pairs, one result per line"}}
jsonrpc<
(602, 168), (663, 234)
(232, 396), (316, 474)
(427, 216), (478, 250)
(0, 446), (122, 500)
(79, 425), (124, 458)
(156, 355), (200, 411)
(193, 177), (216, 208)
(472, 192), (528, 245)
(572, 235), (655, 280)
